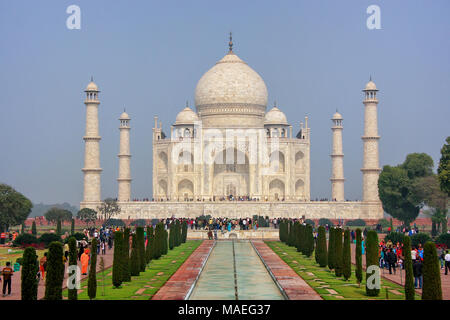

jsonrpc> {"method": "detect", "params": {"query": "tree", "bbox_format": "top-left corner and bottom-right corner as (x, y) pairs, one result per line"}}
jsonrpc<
(334, 228), (343, 277)
(181, 220), (188, 243)
(68, 237), (78, 300)
(97, 198), (121, 225)
(163, 229), (169, 255)
(70, 219), (75, 235)
(401, 153), (434, 179)
(316, 226), (327, 267)
(122, 228), (131, 282)
(378, 165), (421, 226)
(77, 208), (97, 227)
(403, 236), (415, 300)
(31, 220), (37, 236)
(169, 222), (175, 250)
(56, 218), (62, 236)
(112, 231), (123, 288)
(328, 227), (335, 270)
(153, 223), (162, 259)
(305, 224), (314, 257)
(355, 228), (363, 285)
(88, 238), (97, 300)
(21, 222), (25, 234)
(145, 226), (154, 265)
(44, 207), (72, 225)
(44, 242), (64, 300)
(21, 247), (38, 300)
(136, 227), (146, 272)
(422, 241), (442, 300)
(0, 184), (33, 231)
(129, 234), (140, 276)
(365, 231), (380, 296)
(343, 229), (351, 281)
(437, 137), (450, 196)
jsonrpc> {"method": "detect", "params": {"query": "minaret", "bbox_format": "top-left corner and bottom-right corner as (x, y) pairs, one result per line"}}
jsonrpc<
(331, 111), (345, 201)
(82, 78), (102, 205)
(361, 78), (381, 202)
(118, 110), (131, 202)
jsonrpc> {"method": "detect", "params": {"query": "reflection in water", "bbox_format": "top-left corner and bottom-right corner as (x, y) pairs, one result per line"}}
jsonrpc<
(189, 241), (284, 300)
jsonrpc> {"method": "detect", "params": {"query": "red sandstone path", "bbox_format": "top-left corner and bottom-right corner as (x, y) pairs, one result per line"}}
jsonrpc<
(152, 240), (214, 300)
(251, 240), (321, 300)
(350, 243), (450, 300)
(1, 246), (115, 300)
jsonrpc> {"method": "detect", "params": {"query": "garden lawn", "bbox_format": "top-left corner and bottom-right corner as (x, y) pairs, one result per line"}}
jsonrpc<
(63, 240), (202, 300)
(266, 241), (421, 300)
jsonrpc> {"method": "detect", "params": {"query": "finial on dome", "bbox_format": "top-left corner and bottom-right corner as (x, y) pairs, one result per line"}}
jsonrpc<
(228, 32), (233, 53)
(369, 75), (372, 81)
(91, 76), (94, 82)
(186, 100), (189, 108)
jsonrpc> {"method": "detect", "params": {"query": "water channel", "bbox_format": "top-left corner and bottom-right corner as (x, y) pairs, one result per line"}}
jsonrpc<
(188, 240), (284, 300)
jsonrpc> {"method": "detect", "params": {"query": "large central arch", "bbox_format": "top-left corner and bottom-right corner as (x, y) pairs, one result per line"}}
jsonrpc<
(212, 147), (249, 197)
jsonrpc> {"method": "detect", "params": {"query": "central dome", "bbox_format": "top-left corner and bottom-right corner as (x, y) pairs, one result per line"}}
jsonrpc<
(194, 52), (268, 110)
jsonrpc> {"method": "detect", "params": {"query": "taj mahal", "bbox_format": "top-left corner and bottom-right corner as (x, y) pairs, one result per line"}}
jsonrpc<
(80, 36), (383, 220)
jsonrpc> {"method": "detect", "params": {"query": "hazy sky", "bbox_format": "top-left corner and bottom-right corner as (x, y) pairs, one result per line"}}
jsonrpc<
(1, 0), (449, 207)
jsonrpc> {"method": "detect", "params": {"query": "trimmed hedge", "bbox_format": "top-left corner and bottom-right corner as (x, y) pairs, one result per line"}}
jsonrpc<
(319, 218), (334, 227)
(13, 234), (38, 247)
(436, 233), (450, 248)
(365, 230), (380, 296)
(403, 236), (415, 300)
(422, 241), (442, 300)
(21, 247), (38, 300)
(38, 233), (62, 247)
(345, 219), (366, 227)
(355, 228), (363, 284)
(316, 226), (327, 267)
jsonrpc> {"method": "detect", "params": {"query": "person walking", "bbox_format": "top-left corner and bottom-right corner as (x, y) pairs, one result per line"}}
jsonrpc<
(387, 248), (397, 275)
(39, 253), (47, 281)
(1, 262), (14, 296)
(413, 258), (423, 289)
(445, 250), (450, 275)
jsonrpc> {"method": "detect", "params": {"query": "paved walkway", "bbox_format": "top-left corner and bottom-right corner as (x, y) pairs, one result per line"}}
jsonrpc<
(251, 240), (322, 300)
(152, 240), (213, 300)
(1, 246), (115, 300)
(350, 243), (450, 299)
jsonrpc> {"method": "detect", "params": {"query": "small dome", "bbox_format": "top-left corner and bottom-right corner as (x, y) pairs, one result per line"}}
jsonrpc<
(119, 111), (130, 120)
(364, 80), (377, 91)
(175, 107), (199, 125)
(264, 106), (288, 125)
(332, 111), (343, 120)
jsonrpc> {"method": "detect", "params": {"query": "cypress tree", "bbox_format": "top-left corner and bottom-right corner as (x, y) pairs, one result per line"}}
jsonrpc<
(153, 223), (162, 259)
(328, 227), (335, 270)
(68, 237), (78, 300)
(287, 221), (293, 246)
(317, 226), (328, 267)
(136, 227), (146, 272)
(298, 224), (304, 253)
(21, 222), (25, 234)
(163, 229), (169, 255)
(145, 226), (154, 264)
(294, 222), (300, 252)
(88, 238), (97, 300)
(56, 218), (61, 236)
(21, 247), (38, 300)
(403, 235), (415, 300)
(422, 241), (442, 300)
(355, 228), (363, 285)
(177, 220), (182, 246)
(279, 220), (285, 243)
(44, 241), (64, 300)
(130, 233), (140, 276)
(181, 220), (188, 243)
(71, 219), (75, 235)
(343, 229), (351, 280)
(122, 228), (131, 282)
(112, 231), (123, 288)
(335, 227), (343, 277)
(169, 222), (175, 250)
(365, 230), (380, 296)
(31, 221), (37, 236)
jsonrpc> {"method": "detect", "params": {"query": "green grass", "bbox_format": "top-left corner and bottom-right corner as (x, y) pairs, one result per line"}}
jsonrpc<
(266, 241), (421, 300)
(62, 240), (202, 300)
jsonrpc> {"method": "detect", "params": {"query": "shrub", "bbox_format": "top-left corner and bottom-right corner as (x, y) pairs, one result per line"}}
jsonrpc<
(305, 224), (314, 257)
(436, 233), (450, 248)
(305, 219), (315, 227)
(112, 231), (123, 288)
(136, 227), (146, 272)
(69, 232), (86, 241)
(71, 219), (75, 235)
(403, 236), (415, 300)
(16, 257), (24, 265)
(319, 218), (334, 227)
(411, 233), (431, 248)
(316, 226), (327, 267)
(377, 218), (391, 229)
(68, 237), (78, 300)
(104, 219), (125, 227)
(129, 234), (140, 276)
(343, 229), (351, 281)
(384, 232), (405, 245)
(88, 238), (97, 300)
(31, 221), (37, 236)
(422, 241), (442, 300)
(169, 223), (175, 250)
(365, 230), (380, 296)
(181, 221), (188, 243)
(44, 242), (64, 300)
(13, 234), (38, 247)
(21, 247), (38, 300)
(130, 219), (147, 227)
(145, 226), (154, 264)
(122, 228), (131, 282)
(335, 228), (343, 277)
(56, 219), (61, 236)
(345, 219), (366, 227)
(328, 227), (335, 270)
(163, 230), (169, 255)
(355, 228), (363, 285)
(38, 233), (62, 247)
